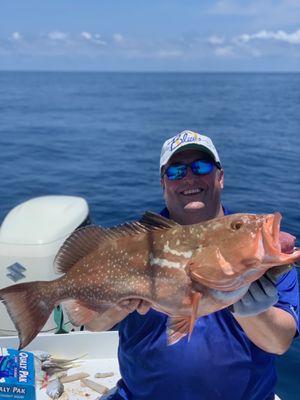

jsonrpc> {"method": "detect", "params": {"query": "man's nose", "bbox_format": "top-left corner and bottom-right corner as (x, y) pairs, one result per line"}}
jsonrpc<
(183, 166), (196, 182)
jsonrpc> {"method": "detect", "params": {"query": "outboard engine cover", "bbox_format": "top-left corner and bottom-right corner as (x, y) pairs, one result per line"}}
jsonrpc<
(0, 195), (90, 335)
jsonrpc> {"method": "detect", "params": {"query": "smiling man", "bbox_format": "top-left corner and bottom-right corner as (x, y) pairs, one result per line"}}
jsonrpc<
(160, 132), (224, 225)
(92, 130), (299, 400)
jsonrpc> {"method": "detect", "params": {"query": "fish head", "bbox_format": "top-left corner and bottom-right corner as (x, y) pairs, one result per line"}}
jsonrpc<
(186, 212), (300, 290)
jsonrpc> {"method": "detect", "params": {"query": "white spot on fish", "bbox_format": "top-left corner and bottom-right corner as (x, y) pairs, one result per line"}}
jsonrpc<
(149, 255), (183, 270)
(163, 242), (193, 258)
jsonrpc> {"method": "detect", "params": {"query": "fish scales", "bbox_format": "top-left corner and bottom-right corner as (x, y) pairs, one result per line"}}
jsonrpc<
(0, 211), (300, 348)
(57, 228), (194, 312)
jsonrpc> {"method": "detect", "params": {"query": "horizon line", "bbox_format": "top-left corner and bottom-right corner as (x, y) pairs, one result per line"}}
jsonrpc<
(0, 69), (300, 74)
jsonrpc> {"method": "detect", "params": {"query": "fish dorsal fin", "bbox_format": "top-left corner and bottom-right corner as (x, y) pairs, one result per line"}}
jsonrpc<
(104, 221), (151, 239)
(139, 211), (179, 230)
(55, 225), (107, 274)
(55, 221), (154, 274)
(55, 213), (177, 275)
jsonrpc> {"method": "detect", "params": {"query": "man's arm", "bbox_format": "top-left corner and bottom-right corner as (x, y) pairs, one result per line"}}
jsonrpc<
(229, 269), (299, 354)
(233, 306), (296, 354)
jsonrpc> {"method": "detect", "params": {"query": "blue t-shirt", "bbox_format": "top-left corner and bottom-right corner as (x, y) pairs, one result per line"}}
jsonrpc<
(112, 208), (299, 400)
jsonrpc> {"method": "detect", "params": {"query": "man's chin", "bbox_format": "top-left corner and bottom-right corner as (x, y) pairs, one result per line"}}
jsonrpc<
(183, 201), (205, 211)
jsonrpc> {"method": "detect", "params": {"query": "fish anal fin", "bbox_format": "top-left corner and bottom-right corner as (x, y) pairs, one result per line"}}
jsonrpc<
(63, 300), (135, 331)
(62, 300), (106, 326)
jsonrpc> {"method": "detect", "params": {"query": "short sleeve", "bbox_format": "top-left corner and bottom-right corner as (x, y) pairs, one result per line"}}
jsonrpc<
(274, 267), (299, 336)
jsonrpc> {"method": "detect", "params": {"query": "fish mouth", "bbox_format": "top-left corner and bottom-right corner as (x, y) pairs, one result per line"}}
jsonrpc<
(180, 188), (204, 196)
(262, 212), (282, 257)
(261, 213), (300, 264)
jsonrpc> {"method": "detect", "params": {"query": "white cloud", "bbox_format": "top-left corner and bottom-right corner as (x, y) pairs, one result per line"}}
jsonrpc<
(214, 46), (234, 56)
(235, 29), (300, 45)
(81, 31), (106, 45)
(12, 32), (22, 41)
(93, 34), (106, 45)
(113, 33), (124, 44)
(207, 35), (224, 45)
(81, 31), (92, 40)
(48, 31), (68, 41)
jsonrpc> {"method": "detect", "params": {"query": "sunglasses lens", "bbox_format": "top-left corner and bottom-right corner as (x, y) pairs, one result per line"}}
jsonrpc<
(192, 160), (214, 175)
(164, 160), (214, 180)
(165, 165), (186, 180)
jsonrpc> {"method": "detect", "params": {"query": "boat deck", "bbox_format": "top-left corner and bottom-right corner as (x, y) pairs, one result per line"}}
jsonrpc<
(1, 331), (120, 399)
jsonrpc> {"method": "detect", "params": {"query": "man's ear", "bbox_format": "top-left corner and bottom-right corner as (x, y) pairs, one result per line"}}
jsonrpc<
(161, 177), (165, 190)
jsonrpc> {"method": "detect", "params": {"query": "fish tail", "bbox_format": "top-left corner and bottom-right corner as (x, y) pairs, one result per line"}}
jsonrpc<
(0, 281), (56, 349)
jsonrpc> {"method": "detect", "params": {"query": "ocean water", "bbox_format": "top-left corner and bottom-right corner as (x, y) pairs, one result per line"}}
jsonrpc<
(0, 71), (299, 398)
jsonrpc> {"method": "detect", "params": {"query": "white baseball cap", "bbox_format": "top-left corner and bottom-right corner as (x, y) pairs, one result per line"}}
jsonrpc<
(160, 130), (221, 172)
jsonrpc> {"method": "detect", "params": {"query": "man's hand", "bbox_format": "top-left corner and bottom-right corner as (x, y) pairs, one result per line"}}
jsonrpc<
(229, 273), (278, 317)
(118, 299), (152, 315)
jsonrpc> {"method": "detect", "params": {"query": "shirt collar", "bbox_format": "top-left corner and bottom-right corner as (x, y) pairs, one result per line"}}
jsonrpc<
(160, 205), (231, 219)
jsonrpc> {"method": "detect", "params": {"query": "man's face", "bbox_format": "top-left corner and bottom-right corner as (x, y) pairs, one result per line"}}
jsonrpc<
(161, 149), (224, 225)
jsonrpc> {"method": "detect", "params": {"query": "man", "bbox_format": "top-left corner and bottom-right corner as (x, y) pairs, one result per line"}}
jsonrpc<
(90, 130), (299, 400)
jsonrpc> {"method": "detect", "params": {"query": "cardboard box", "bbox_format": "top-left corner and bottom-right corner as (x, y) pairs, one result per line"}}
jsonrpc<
(0, 348), (35, 400)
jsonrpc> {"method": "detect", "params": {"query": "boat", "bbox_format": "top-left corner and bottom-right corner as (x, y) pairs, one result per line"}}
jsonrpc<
(0, 196), (120, 398)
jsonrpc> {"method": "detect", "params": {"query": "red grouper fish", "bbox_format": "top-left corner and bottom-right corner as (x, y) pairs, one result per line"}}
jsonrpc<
(0, 211), (299, 349)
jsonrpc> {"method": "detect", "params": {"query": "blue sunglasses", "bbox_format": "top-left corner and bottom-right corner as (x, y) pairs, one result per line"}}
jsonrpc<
(163, 159), (216, 181)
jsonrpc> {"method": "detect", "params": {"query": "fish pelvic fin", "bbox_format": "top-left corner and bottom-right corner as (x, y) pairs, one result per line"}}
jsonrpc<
(0, 282), (55, 349)
(188, 292), (202, 341)
(167, 317), (190, 345)
(166, 292), (202, 345)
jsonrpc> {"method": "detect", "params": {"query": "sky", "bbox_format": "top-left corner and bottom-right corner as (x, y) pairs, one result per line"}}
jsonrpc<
(0, 0), (300, 71)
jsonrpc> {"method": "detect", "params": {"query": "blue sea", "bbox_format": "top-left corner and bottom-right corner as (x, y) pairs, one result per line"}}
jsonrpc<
(0, 71), (299, 398)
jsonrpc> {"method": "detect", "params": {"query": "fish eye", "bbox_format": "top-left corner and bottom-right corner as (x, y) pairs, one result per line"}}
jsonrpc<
(230, 220), (243, 231)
